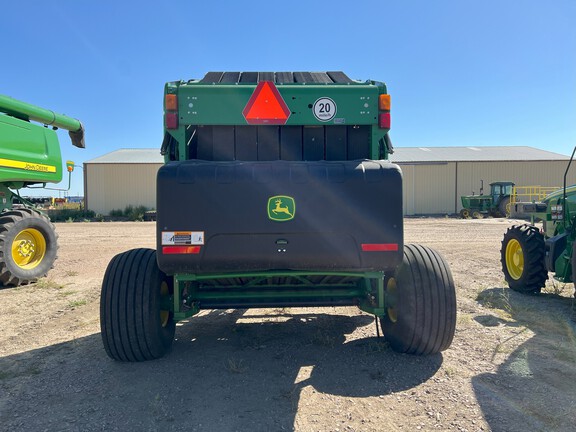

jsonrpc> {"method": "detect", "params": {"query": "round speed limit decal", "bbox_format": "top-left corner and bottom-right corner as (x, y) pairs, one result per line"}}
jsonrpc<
(313, 97), (337, 122)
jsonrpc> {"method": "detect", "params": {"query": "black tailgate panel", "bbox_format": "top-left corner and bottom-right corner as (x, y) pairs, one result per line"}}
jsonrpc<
(156, 160), (403, 274)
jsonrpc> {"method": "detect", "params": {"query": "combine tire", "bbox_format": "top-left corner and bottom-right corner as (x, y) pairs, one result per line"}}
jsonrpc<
(0, 209), (58, 286)
(100, 248), (175, 361)
(501, 225), (547, 294)
(460, 208), (470, 219)
(381, 244), (456, 355)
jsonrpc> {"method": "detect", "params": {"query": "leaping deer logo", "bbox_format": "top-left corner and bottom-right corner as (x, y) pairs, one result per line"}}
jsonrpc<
(268, 196), (295, 221)
(272, 199), (293, 217)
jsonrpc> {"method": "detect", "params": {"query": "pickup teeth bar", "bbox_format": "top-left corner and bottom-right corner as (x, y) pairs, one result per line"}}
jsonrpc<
(199, 71), (355, 85)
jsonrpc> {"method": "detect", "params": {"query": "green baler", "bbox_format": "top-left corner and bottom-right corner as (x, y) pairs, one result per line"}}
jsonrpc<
(0, 95), (85, 286)
(100, 72), (456, 361)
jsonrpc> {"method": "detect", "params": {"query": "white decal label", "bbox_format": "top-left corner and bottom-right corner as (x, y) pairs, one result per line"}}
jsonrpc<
(313, 97), (337, 122)
(162, 231), (204, 245)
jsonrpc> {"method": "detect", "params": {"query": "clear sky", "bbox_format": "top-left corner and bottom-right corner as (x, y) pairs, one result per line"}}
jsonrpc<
(1, 0), (575, 197)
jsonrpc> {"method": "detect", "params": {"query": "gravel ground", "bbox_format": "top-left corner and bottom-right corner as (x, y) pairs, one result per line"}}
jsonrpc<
(1, 218), (575, 432)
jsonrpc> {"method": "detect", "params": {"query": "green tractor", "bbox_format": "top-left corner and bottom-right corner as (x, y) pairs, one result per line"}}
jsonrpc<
(0, 95), (85, 286)
(100, 71), (457, 361)
(501, 148), (576, 302)
(460, 180), (514, 218)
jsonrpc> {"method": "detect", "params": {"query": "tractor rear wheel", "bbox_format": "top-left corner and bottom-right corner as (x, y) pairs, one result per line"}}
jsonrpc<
(100, 248), (175, 361)
(499, 197), (511, 217)
(501, 225), (547, 294)
(472, 211), (483, 219)
(381, 244), (456, 355)
(0, 208), (58, 286)
(460, 208), (470, 219)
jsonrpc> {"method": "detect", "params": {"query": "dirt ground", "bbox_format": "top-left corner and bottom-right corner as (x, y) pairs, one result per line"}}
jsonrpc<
(1, 218), (576, 432)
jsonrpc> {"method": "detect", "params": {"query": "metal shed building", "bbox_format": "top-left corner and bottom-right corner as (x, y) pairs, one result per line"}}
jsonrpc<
(85, 146), (573, 216)
(390, 146), (573, 215)
(84, 149), (163, 215)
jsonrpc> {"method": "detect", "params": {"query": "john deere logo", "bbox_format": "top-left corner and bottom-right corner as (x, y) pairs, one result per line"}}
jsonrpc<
(268, 196), (295, 222)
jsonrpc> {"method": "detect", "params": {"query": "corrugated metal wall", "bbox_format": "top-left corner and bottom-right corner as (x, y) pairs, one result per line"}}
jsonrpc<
(399, 160), (576, 215)
(85, 159), (575, 216)
(85, 163), (162, 215)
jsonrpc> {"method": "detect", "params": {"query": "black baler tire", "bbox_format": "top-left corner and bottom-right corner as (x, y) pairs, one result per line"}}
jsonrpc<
(0, 209), (58, 286)
(100, 248), (175, 361)
(500, 225), (547, 294)
(381, 244), (457, 355)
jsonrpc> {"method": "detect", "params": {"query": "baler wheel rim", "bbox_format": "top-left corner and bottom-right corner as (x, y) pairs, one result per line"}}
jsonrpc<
(385, 277), (398, 323)
(160, 280), (171, 328)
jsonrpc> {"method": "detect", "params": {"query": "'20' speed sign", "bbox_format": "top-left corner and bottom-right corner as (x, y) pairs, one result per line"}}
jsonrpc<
(313, 97), (337, 122)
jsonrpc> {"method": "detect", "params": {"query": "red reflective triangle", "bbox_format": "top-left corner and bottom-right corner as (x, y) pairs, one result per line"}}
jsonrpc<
(243, 81), (291, 125)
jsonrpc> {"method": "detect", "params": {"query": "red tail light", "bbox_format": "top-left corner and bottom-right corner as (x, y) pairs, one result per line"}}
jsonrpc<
(378, 113), (391, 129)
(162, 246), (201, 254)
(361, 243), (398, 252)
(165, 112), (178, 129)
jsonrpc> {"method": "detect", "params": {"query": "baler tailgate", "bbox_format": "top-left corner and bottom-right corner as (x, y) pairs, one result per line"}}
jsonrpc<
(156, 159), (403, 275)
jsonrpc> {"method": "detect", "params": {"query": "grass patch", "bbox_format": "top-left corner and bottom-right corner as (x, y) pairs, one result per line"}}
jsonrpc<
(35, 278), (64, 290)
(476, 288), (512, 318)
(443, 366), (457, 378)
(64, 270), (78, 277)
(47, 209), (95, 222)
(457, 313), (473, 326)
(109, 205), (149, 221)
(67, 299), (87, 309)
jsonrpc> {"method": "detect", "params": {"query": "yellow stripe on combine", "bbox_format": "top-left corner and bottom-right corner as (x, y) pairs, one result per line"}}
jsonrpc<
(0, 158), (57, 173)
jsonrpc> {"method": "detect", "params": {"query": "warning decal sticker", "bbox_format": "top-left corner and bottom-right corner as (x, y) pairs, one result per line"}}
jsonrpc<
(162, 231), (204, 245)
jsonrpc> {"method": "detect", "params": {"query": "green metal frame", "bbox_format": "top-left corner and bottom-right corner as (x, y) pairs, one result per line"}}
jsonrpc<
(164, 79), (391, 164)
(167, 270), (388, 321)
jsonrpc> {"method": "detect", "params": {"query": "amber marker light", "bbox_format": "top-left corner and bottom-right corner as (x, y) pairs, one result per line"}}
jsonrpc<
(379, 94), (391, 111)
(165, 94), (178, 111)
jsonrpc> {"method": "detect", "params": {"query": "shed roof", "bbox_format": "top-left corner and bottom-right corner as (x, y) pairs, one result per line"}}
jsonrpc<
(85, 148), (163, 164)
(86, 146), (569, 165)
(390, 146), (569, 163)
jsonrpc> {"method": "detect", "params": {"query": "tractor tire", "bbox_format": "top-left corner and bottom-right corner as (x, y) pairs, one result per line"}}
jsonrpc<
(572, 241), (576, 321)
(100, 248), (175, 361)
(499, 197), (511, 217)
(501, 225), (547, 294)
(460, 208), (470, 219)
(0, 208), (58, 286)
(472, 211), (483, 219)
(380, 244), (456, 355)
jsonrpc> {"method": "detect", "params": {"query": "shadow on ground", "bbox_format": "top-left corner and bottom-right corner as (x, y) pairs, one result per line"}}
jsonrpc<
(0, 310), (443, 431)
(473, 287), (576, 432)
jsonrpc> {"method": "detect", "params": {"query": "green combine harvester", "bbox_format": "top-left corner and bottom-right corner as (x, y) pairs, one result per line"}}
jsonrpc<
(100, 71), (457, 361)
(0, 95), (84, 286)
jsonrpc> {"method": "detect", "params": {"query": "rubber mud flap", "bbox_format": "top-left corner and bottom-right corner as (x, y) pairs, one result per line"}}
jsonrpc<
(156, 160), (403, 274)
